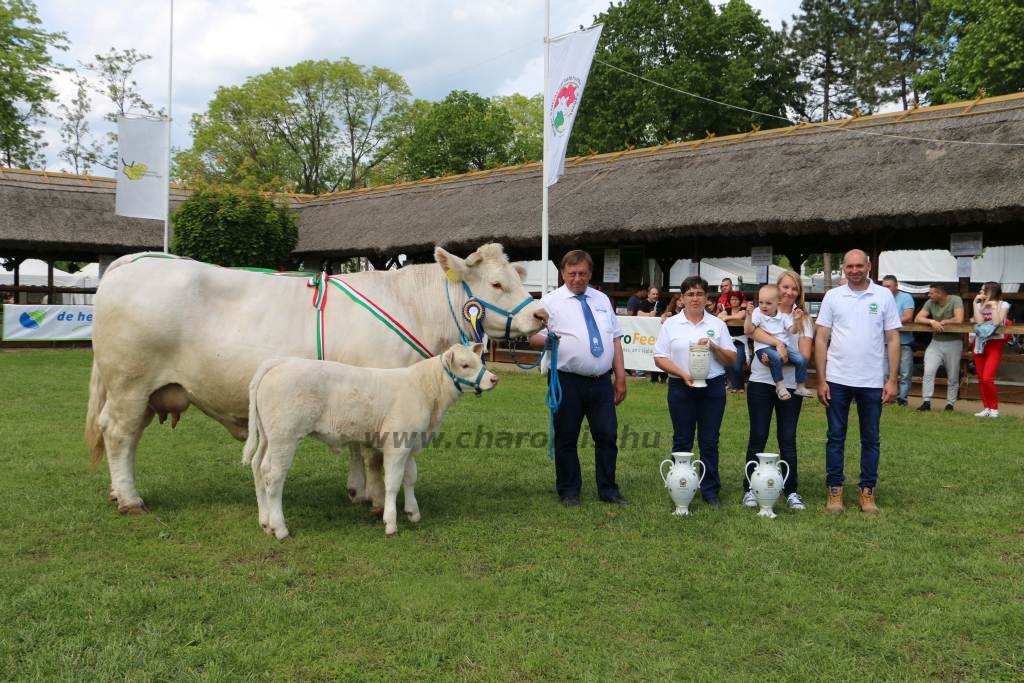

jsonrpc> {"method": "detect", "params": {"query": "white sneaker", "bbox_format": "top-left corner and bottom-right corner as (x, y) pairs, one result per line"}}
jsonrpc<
(793, 387), (814, 398)
(742, 490), (757, 507)
(989, 409), (1000, 418)
(786, 492), (806, 510)
(974, 408), (992, 417)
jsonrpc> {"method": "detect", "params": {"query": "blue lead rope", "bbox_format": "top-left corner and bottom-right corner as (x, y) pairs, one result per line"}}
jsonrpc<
(545, 334), (561, 461)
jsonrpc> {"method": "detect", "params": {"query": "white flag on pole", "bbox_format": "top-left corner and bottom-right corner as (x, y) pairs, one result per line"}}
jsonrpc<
(115, 116), (169, 220)
(544, 23), (603, 188)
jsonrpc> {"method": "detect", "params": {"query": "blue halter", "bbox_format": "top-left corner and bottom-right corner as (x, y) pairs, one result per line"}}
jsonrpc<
(442, 359), (488, 397)
(458, 281), (534, 341)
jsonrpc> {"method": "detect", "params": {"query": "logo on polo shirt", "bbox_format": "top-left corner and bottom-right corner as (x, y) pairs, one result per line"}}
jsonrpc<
(868, 303), (879, 315)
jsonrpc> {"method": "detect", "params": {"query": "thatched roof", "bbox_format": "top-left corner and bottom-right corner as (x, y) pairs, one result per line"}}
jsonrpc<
(295, 93), (1024, 261)
(2, 93), (1023, 264)
(0, 170), (194, 260)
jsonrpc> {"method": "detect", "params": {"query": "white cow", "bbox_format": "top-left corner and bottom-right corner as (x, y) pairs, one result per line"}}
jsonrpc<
(86, 243), (546, 514)
(243, 343), (496, 538)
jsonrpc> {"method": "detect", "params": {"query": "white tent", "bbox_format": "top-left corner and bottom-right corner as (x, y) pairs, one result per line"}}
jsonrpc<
(668, 257), (792, 292)
(879, 247), (1023, 292)
(0, 259), (76, 287)
(514, 260), (558, 293)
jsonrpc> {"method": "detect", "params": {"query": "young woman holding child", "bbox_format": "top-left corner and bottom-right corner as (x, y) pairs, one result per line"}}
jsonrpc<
(741, 271), (813, 511)
(972, 281), (1011, 418)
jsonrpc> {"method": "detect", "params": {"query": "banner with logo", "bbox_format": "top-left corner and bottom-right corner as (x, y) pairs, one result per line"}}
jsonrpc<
(544, 24), (603, 187)
(618, 315), (662, 371)
(115, 116), (169, 220)
(2, 305), (94, 341)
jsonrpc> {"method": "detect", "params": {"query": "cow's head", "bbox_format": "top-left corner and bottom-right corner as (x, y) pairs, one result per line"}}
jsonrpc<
(442, 342), (498, 395)
(435, 244), (547, 339)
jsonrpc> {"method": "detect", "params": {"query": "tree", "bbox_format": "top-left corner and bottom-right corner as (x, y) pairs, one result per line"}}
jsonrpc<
(857, 0), (932, 110)
(570, 0), (802, 155)
(57, 75), (102, 174)
(915, 0), (1024, 104)
(493, 93), (543, 164)
(82, 47), (164, 170)
(185, 58), (410, 194)
(398, 90), (515, 179)
(786, 0), (867, 120)
(171, 188), (297, 269)
(0, 0), (67, 168)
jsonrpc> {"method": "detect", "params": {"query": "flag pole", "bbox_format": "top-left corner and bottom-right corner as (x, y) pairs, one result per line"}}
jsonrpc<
(164, 0), (175, 253)
(541, 0), (550, 294)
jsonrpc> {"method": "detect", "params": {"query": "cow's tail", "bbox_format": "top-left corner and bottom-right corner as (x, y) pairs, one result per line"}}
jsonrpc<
(242, 358), (285, 468)
(85, 360), (107, 465)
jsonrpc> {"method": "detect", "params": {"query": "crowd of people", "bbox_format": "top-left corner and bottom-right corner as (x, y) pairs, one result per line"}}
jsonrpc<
(534, 248), (1015, 515)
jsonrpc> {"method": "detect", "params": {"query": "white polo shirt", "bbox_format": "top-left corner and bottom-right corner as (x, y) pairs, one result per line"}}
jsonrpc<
(539, 285), (622, 377)
(816, 281), (902, 388)
(654, 311), (732, 378)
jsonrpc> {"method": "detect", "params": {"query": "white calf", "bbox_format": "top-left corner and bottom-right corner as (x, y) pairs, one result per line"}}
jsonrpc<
(242, 343), (496, 538)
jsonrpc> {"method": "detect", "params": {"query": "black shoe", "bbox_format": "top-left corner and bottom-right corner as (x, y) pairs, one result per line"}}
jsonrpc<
(702, 493), (721, 508)
(897, 398), (908, 406)
(917, 401), (931, 412)
(561, 495), (581, 508)
(945, 403), (955, 412)
(601, 494), (629, 506)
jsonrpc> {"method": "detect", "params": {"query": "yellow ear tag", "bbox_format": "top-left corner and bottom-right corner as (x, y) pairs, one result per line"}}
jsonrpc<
(446, 269), (462, 282)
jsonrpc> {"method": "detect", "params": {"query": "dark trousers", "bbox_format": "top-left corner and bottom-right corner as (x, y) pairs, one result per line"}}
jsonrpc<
(744, 381), (802, 495)
(725, 340), (746, 390)
(552, 371), (620, 500)
(666, 374), (727, 497)
(825, 382), (882, 488)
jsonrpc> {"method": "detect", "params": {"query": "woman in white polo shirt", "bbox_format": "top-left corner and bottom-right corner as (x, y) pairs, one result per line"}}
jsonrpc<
(654, 275), (736, 507)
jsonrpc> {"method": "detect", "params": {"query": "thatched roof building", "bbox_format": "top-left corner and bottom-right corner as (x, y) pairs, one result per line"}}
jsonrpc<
(2, 93), (1023, 269)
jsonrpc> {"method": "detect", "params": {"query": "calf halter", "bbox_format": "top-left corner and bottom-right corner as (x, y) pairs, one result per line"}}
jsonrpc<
(441, 356), (488, 397)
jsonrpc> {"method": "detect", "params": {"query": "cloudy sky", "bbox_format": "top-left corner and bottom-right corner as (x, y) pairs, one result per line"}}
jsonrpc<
(35, 0), (802, 173)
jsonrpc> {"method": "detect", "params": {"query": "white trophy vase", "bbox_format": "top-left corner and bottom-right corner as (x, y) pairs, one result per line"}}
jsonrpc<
(744, 452), (790, 519)
(688, 343), (710, 388)
(659, 451), (705, 516)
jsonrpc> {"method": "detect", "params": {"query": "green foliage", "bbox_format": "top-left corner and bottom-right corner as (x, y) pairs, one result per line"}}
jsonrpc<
(397, 90), (516, 178)
(184, 58), (410, 194)
(916, 0), (1024, 104)
(171, 188), (297, 268)
(0, 0), (67, 168)
(570, 0), (802, 154)
(856, 0), (932, 110)
(2, 351), (1024, 679)
(56, 75), (102, 174)
(492, 92), (543, 164)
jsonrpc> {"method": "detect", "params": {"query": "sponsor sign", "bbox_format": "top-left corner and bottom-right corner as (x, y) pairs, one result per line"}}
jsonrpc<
(2, 305), (94, 341)
(618, 315), (662, 371)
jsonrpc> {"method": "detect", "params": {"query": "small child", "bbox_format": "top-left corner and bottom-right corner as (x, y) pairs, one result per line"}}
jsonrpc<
(750, 284), (812, 400)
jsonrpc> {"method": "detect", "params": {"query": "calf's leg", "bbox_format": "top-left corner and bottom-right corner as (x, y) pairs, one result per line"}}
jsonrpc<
(382, 446), (412, 536)
(261, 441), (298, 540)
(403, 457), (420, 523)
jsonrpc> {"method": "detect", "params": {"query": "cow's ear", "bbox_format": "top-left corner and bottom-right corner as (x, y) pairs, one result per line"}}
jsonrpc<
(435, 246), (468, 281)
(513, 264), (527, 281)
(470, 342), (485, 357)
(443, 347), (455, 368)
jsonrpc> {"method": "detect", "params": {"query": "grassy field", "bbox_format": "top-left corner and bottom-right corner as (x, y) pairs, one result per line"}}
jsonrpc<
(1, 349), (1022, 681)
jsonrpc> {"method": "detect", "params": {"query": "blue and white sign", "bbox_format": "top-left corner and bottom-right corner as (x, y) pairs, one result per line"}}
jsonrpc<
(2, 305), (94, 341)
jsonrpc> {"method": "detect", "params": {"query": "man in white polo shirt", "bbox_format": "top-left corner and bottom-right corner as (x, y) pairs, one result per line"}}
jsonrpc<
(814, 249), (901, 514)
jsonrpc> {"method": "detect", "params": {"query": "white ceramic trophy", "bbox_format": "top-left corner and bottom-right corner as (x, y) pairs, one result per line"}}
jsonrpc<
(688, 343), (710, 388)
(659, 451), (706, 516)
(744, 452), (790, 519)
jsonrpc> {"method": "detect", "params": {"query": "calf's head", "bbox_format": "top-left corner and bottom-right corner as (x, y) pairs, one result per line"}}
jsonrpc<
(435, 243), (548, 339)
(442, 343), (498, 395)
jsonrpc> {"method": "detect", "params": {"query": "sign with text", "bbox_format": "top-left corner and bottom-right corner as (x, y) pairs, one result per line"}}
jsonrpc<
(618, 315), (662, 371)
(2, 304), (94, 341)
(603, 248), (621, 283)
(950, 232), (983, 257)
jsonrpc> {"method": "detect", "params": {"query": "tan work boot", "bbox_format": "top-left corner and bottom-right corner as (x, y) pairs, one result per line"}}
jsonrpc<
(825, 486), (844, 514)
(858, 487), (880, 514)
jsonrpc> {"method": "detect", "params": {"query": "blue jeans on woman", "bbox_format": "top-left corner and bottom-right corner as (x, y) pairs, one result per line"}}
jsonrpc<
(745, 381), (802, 495)
(825, 382), (882, 488)
(666, 374), (727, 499)
(725, 339), (746, 390)
(756, 343), (808, 384)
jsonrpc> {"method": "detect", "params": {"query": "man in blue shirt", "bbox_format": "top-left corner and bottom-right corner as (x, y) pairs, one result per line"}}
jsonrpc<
(881, 275), (917, 406)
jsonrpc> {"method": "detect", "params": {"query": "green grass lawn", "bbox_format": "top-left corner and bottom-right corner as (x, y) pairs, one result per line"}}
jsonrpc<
(1, 350), (1022, 681)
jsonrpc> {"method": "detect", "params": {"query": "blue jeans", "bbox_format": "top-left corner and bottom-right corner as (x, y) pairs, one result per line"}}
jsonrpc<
(666, 374), (727, 497)
(552, 372), (620, 500)
(825, 382), (882, 489)
(757, 343), (808, 384)
(725, 339), (746, 390)
(884, 344), (914, 402)
(745, 381), (802, 495)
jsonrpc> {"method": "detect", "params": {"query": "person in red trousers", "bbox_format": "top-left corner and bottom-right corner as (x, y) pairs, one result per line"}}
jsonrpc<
(972, 281), (1011, 418)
